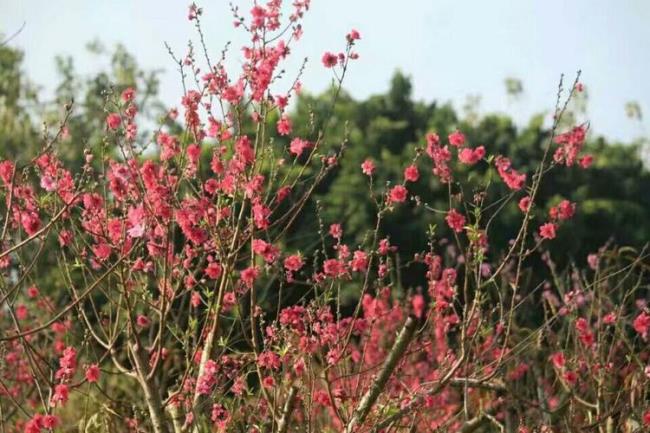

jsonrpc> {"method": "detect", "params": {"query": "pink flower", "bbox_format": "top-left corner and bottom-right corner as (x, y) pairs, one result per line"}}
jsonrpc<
(293, 358), (306, 376)
(518, 196), (531, 213)
(85, 364), (100, 383)
(346, 29), (361, 42)
(361, 158), (376, 176)
(446, 209), (466, 233)
(633, 312), (650, 339)
(252, 200), (271, 229)
(579, 154), (593, 168)
(121, 87), (135, 102)
(240, 266), (259, 288)
(284, 254), (304, 272)
(196, 359), (217, 395)
(262, 376), (275, 388)
(51, 384), (69, 406)
(322, 52), (338, 68)
(252, 239), (279, 263)
(389, 185), (408, 203)
(276, 186), (291, 203)
(258, 351), (281, 370)
(412, 294), (425, 319)
(350, 250), (368, 272)
(277, 115), (292, 136)
(42, 414), (60, 429)
(554, 125), (586, 166)
(603, 312), (616, 325)
(55, 346), (77, 380)
(563, 370), (578, 386)
(329, 223), (343, 239)
(539, 222), (557, 240)
(458, 146), (485, 165)
(495, 156), (526, 190)
(323, 259), (346, 278)
(211, 403), (230, 427)
(448, 130), (466, 147)
(27, 285), (39, 298)
(0, 160), (14, 185)
(191, 291), (202, 308)
(106, 113), (121, 130)
(549, 352), (565, 369)
(205, 261), (223, 280)
(15, 304), (28, 320)
(426, 132), (453, 183)
(289, 138), (310, 156)
(550, 200), (575, 221)
(136, 315), (150, 328)
(404, 164), (420, 182)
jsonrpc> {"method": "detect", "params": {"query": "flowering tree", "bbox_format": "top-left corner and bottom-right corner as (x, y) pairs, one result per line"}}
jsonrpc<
(1, 2), (649, 433)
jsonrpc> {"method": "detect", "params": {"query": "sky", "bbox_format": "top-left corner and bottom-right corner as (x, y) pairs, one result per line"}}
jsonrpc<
(1, 0), (649, 142)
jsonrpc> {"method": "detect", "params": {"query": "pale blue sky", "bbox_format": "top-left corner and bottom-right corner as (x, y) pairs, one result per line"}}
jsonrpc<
(2, 0), (649, 142)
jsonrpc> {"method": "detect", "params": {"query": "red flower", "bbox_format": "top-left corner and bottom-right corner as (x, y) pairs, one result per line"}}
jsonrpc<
(458, 146), (485, 165)
(258, 351), (281, 370)
(321, 52), (338, 68)
(136, 315), (150, 328)
(554, 125), (587, 166)
(446, 209), (466, 233)
(404, 164), (420, 182)
(42, 415), (60, 429)
(276, 115), (292, 136)
(448, 130), (466, 147)
(550, 200), (576, 221)
(549, 352), (565, 369)
(284, 254), (304, 272)
(106, 113), (121, 130)
(329, 223), (342, 239)
(85, 364), (100, 383)
(361, 158), (375, 176)
(289, 138), (310, 156)
(350, 250), (368, 272)
(633, 312), (650, 339)
(252, 239), (279, 263)
(15, 304), (28, 320)
(346, 29), (361, 42)
(389, 185), (408, 203)
(205, 261), (223, 280)
(579, 154), (593, 168)
(495, 156), (526, 190)
(121, 87), (135, 102)
(191, 291), (202, 308)
(539, 222), (557, 240)
(262, 376), (275, 388)
(563, 370), (578, 386)
(518, 196), (531, 213)
(27, 285), (39, 298)
(240, 266), (259, 288)
(323, 259), (346, 277)
(51, 384), (69, 406)
(412, 294), (425, 319)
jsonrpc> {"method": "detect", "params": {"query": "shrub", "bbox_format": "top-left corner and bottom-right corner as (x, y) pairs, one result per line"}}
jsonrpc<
(1, 2), (648, 432)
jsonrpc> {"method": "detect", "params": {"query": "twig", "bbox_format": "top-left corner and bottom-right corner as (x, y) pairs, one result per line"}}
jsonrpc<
(344, 316), (417, 433)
